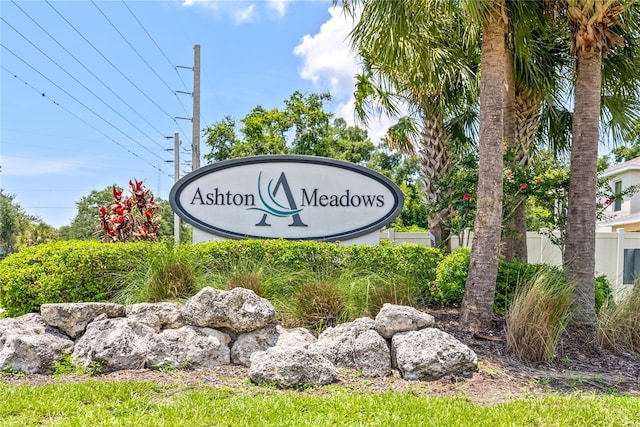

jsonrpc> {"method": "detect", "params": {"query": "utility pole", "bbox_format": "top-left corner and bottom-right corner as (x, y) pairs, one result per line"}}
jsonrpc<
(192, 44), (201, 171)
(173, 132), (181, 244)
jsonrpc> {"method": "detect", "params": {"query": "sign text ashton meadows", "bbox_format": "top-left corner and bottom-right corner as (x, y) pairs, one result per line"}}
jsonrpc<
(169, 155), (404, 241)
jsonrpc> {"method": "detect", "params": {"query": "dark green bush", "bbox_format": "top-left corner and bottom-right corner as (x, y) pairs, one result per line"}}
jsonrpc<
(0, 241), (153, 316)
(431, 248), (470, 306)
(595, 274), (613, 314)
(431, 247), (558, 313)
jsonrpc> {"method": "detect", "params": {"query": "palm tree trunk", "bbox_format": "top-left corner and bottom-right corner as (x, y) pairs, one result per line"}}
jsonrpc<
(460, 10), (506, 331)
(502, 88), (541, 261)
(501, 40), (529, 262)
(419, 114), (453, 251)
(564, 51), (601, 326)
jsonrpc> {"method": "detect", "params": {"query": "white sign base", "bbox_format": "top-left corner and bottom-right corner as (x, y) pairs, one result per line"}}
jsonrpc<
(192, 228), (380, 246)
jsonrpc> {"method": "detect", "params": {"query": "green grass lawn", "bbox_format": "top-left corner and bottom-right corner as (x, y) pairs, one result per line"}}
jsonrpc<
(0, 381), (638, 427)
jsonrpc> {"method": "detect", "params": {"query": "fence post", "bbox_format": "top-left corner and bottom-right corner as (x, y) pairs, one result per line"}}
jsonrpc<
(615, 228), (625, 300)
(539, 228), (549, 264)
(387, 228), (395, 245)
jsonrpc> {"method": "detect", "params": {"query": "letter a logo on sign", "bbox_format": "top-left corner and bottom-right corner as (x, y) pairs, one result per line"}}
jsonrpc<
(248, 172), (307, 227)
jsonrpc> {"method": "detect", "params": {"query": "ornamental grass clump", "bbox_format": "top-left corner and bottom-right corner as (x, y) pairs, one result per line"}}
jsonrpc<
(293, 280), (346, 330)
(596, 283), (640, 354)
(112, 242), (200, 304)
(505, 269), (573, 363)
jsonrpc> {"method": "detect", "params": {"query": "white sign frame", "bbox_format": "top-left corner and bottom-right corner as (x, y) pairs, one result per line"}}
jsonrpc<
(169, 155), (404, 242)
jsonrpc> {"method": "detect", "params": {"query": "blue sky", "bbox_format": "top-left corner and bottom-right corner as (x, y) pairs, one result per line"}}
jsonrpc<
(1, 0), (391, 228)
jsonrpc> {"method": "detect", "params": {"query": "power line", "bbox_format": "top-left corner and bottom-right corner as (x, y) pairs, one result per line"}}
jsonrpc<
(91, 1), (192, 120)
(1, 63), (171, 178)
(9, 0), (169, 141)
(121, 0), (192, 99)
(1, 15), (167, 152)
(44, 0), (193, 146)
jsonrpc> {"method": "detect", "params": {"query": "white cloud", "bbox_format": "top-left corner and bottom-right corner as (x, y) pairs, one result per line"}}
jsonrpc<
(293, 7), (358, 98)
(181, 0), (220, 11)
(294, 6), (393, 144)
(182, 0), (285, 23)
(267, 0), (291, 17)
(2, 156), (83, 176)
(234, 4), (256, 23)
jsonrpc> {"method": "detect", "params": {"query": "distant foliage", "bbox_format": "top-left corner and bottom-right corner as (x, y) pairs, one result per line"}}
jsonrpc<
(97, 180), (159, 242)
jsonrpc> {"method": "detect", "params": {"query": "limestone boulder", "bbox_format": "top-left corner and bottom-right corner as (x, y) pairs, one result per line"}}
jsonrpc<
(40, 302), (125, 339)
(231, 324), (279, 366)
(146, 326), (231, 369)
(275, 326), (317, 349)
(0, 314), (74, 374)
(249, 346), (338, 389)
(311, 317), (391, 377)
(374, 304), (435, 339)
(182, 287), (276, 332)
(126, 302), (185, 333)
(392, 328), (478, 381)
(72, 317), (154, 372)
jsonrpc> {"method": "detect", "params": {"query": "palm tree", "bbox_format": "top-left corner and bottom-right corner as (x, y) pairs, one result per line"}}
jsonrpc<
(348, 2), (480, 251)
(563, 0), (640, 325)
(458, 0), (510, 330)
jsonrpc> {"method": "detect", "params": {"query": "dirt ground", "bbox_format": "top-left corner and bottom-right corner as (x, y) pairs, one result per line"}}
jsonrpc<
(2, 308), (638, 404)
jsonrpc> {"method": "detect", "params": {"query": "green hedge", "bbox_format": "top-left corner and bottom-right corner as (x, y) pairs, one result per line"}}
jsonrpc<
(432, 247), (613, 313)
(1, 239), (609, 319)
(0, 241), (154, 317)
(0, 240), (443, 317)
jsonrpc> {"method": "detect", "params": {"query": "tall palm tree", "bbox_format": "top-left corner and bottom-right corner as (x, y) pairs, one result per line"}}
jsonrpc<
(348, 4), (480, 250)
(563, 0), (640, 325)
(458, 0), (510, 330)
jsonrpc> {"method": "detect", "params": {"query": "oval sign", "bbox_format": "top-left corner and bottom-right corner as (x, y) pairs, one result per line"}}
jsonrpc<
(170, 155), (404, 241)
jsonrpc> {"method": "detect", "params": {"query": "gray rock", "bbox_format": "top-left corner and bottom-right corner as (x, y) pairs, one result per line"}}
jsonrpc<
(182, 287), (276, 332)
(0, 314), (74, 374)
(40, 302), (125, 339)
(353, 329), (391, 377)
(374, 304), (435, 339)
(249, 346), (338, 388)
(72, 317), (154, 373)
(311, 317), (391, 377)
(231, 324), (279, 366)
(126, 302), (185, 333)
(146, 326), (230, 369)
(392, 328), (478, 381)
(275, 326), (317, 349)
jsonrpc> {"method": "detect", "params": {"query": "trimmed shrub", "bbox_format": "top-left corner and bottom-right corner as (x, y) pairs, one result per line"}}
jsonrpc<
(0, 240), (153, 316)
(431, 248), (470, 306)
(431, 247), (559, 312)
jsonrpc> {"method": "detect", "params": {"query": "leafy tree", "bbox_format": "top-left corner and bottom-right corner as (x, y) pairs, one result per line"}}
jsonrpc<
(0, 190), (28, 256)
(59, 187), (116, 240)
(0, 190), (56, 256)
(155, 198), (192, 244)
(611, 144), (640, 163)
(203, 91), (376, 165)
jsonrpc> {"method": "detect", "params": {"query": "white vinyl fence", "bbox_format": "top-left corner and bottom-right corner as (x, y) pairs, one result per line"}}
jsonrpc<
(380, 228), (640, 302)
